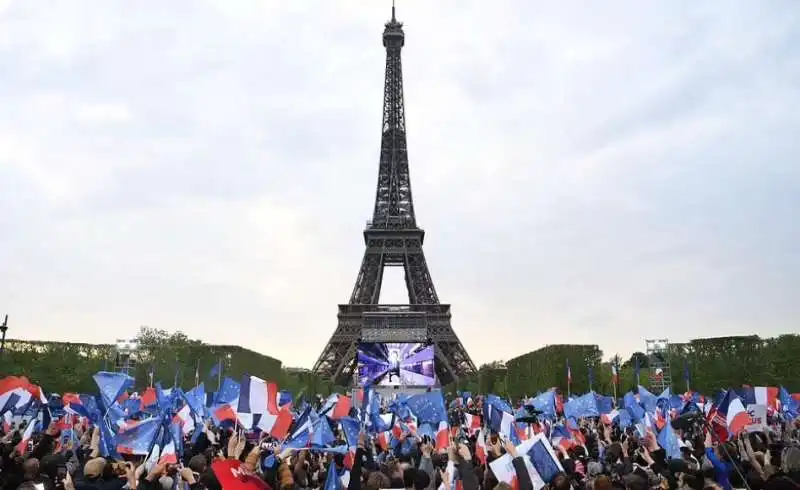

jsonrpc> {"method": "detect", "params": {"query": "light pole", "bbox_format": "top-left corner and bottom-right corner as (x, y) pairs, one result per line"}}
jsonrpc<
(0, 314), (8, 356)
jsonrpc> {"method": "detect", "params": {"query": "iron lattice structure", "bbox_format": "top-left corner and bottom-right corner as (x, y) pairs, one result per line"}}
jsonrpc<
(645, 339), (672, 393)
(313, 7), (476, 386)
(114, 338), (139, 379)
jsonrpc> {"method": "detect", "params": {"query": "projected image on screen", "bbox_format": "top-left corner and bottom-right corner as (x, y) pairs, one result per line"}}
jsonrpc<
(357, 343), (436, 386)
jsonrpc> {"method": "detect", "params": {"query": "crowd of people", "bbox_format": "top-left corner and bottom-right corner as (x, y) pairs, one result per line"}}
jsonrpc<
(1, 375), (799, 490)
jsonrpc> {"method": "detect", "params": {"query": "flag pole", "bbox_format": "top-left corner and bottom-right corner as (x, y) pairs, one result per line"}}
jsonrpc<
(566, 359), (571, 399)
(684, 360), (691, 393)
(217, 356), (222, 392)
(174, 355), (179, 388)
(195, 359), (200, 387)
(612, 380), (617, 405)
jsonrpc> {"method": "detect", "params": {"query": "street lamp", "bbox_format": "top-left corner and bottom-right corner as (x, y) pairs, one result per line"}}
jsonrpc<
(0, 315), (8, 356)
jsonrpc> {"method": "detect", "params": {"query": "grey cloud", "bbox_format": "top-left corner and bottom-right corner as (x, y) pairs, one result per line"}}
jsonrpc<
(0, 0), (797, 367)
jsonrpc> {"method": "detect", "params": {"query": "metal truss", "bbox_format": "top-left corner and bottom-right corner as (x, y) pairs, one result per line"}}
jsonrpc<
(313, 7), (475, 387)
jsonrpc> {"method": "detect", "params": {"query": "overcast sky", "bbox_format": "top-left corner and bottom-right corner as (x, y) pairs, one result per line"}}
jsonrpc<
(1, 1), (798, 368)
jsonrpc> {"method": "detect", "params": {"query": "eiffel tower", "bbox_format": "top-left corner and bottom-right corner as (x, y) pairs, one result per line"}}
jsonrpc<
(312, 6), (476, 387)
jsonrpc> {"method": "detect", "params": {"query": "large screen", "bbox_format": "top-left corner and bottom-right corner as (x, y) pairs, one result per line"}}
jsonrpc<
(357, 343), (436, 387)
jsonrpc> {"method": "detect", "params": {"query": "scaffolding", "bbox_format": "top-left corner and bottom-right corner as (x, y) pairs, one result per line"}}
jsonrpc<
(114, 338), (139, 379)
(645, 339), (671, 393)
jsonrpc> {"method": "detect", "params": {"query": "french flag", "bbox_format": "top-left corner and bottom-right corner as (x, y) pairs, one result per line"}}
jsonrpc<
(158, 439), (178, 465)
(343, 447), (356, 470)
(258, 405), (294, 440)
(463, 413), (481, 434)
(435, 421), (450, 451)
(601, 409), (619, 425)
(566, 361), (572, 385)
(0, 387), (31, 413)
(391, 422), (403, 440)
(375, 431), (391, 452)
(173, 405), (194, 436)
(2, 411), (12, 433)
(144, 441), (161, 473)
(0, 377), (46, 405)
(744, 386), (779, 411)
(708, 390), (750, 441)
(475, 430), (488, 466)
(550, 425), (575, 451)
(238, 376), (279, 417)
(140, 387), (157, 410)
(15, 420), (36, 455)
(726, 397), (751, 436)
(514, 423), (530, 442)
(330, 395), (352, 420)
(214, 404), (238, 424)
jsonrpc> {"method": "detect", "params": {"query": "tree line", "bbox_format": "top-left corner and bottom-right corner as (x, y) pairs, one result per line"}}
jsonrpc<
(0, 327), (344, 396)
(2, 329), (798, 399)
(448, 334), (800, 398)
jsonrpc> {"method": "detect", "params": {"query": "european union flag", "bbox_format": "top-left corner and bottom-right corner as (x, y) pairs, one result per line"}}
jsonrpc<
(310, 416), (336, 448)
(595, 395), (613, 415)
(115, 418), (160, 456)
(623, 392), (644, 422)
(528, 391), (556, 419)
(657, 423), (681, 460)
(564, 393), (598, 420)
(183, 383), (206, 417)
(340, 417), (361, 448)
(92, 372), (134, 409)
(324, 462), (343, 490)
(214, 378), (240, 406)
(406, 392), (446, 425)
(638, 386), (658, 413)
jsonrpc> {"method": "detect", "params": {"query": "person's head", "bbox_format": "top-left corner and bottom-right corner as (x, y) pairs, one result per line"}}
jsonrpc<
(83, 458), (108, 481)
(365, 471), (391, 490)
(413, 469), (431, 490)
(403, 467), (417, 489)
(551, 473), (572, 490)
(17, 482), (42, 490)
(494, 482), (513, 490)
(595, 475), (613, 490)
(40, 454), (67, 481)
(278, 465), (294, 490)
(623, 473), (648, 490)
(679, 472), (704, 490)
(781, 445), (800, 473)
(605, 443), (622, 464)
(189, 454), (207, 474)
(22, 457), (40, 478)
